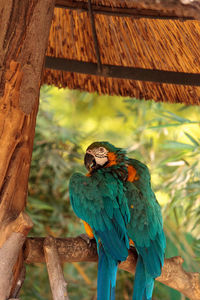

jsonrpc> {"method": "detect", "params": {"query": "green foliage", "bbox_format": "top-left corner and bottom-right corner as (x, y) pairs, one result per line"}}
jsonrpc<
(21, 86), (200, 300)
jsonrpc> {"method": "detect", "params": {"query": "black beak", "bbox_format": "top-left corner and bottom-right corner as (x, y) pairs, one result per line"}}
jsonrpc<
(84, 153), (96, 171)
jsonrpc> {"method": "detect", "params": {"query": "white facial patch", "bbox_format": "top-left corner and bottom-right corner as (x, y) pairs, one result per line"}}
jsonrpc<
(95, 156), (108, 166)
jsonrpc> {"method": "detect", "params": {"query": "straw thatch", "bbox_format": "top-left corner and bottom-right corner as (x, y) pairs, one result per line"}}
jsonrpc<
(43, 1), (200, 105)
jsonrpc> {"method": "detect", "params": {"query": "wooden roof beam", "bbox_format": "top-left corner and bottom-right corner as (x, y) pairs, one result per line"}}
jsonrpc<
(55, 0), (199, 20)
(45, 56), (200, 87)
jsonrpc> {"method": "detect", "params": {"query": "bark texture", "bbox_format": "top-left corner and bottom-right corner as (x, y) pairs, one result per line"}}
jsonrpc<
(0, 232), (27, 300)
(44, 236), (69, 300)
(25, 237), (200, 300)
(0, 0), (55, 298)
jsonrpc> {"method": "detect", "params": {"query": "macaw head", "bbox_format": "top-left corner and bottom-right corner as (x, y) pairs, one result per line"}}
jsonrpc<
(84, 141), (125, 172)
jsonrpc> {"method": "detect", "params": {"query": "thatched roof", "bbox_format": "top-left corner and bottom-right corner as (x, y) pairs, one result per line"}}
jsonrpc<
(43, 0), (200, 105)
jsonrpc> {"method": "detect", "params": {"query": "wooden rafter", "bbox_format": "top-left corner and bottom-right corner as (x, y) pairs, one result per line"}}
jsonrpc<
(88, 0), (102, 71)
(45, 56), (200, 86)
(55, 0), (195, 20)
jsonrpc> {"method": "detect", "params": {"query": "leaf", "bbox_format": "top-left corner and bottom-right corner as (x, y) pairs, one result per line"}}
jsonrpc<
(28, 197), (54, 211)
(160, 111), (198, 124)
(162, 141), (195, 150)
(184, 132), (200, 146)
(149, 123), (184, 129)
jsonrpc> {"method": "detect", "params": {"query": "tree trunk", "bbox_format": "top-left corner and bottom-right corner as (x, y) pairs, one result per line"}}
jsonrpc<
(0, 1), (55, 298)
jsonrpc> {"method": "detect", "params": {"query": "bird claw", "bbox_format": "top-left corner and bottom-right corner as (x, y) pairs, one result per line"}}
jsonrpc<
(79, 233), (93, 247)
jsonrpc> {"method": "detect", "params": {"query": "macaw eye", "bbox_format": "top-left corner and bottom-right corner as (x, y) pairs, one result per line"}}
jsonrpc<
(99, 147), (105, 152)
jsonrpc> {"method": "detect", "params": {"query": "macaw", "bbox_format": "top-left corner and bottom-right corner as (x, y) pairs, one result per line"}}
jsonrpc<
(69, 141), (165, 300)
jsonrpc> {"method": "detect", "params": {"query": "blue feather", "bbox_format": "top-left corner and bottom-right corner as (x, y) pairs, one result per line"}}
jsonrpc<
(96, 229), (128, 262)
(136, 232), (166, 277)
(133, 255), (154, 300)
(125, 159), (166, 300)
(97, 246), (118, 300)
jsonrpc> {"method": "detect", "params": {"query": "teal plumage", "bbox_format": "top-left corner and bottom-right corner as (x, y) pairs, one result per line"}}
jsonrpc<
(69, 141), (165, 300)
(69, 168), (130, 300)
(125, 159), (166, 299)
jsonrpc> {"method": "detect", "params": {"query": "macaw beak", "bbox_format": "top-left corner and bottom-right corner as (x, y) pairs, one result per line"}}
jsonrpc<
(84, 153), (96, 171)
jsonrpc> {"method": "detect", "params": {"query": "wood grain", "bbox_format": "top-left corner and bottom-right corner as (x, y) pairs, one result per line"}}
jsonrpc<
(0, 0), (55, 297)
(25, 236), (200, 300)
(44, 236), (69, 300)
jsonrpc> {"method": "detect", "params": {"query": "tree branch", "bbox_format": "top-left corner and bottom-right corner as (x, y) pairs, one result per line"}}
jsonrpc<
(0, 233), (26, 300)
(24, 237), (200, 300)
(44, 236), (69, 300)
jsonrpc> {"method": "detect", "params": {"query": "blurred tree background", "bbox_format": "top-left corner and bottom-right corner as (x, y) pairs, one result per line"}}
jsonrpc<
(21, 85), (200, 300)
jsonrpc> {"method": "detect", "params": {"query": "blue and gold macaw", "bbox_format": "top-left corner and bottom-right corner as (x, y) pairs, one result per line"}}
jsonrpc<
(69, 142), (165, 300)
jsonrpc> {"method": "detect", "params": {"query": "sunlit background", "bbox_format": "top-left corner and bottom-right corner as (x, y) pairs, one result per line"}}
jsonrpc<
(22, 86), (200, 300)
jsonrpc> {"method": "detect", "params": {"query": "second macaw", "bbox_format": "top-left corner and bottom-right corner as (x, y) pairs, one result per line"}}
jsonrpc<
(69, 141), (166, 300)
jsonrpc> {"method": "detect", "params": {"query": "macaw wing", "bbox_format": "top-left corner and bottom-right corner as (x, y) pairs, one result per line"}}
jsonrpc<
(69, 171), (130, 261)
(126, 159), (166, 277)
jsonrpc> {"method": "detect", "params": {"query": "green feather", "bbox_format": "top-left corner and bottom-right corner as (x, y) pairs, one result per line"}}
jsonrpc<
(69, 142), (166, 300)
(69, 170), (130, 263)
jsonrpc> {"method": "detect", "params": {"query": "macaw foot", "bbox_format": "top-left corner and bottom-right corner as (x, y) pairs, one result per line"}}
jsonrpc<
(79, 233), (94, 247)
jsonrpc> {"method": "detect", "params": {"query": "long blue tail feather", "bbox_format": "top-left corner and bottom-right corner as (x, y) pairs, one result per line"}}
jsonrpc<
(133, 255), (154, 300)
(135, 232), (165, 278)
(97, 246), (118, 300)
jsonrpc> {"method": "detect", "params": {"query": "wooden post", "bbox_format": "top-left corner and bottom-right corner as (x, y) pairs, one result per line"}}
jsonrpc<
(0, 0), (55, 298)
(44, 236), (69, 300)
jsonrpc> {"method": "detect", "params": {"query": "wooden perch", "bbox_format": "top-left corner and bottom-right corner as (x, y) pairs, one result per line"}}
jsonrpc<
(44, 236), (69, 300)
(0, 212), (33, 248)
(24, 236), (200, 300)
(120, 249), (200, 300)
(0, 212), (33, 300)
(0, 233), (26, 300)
